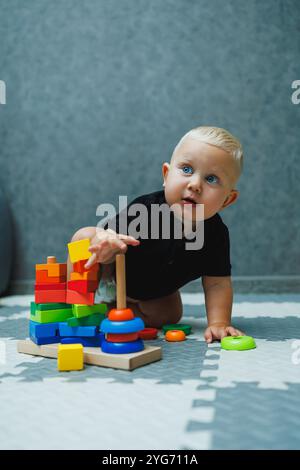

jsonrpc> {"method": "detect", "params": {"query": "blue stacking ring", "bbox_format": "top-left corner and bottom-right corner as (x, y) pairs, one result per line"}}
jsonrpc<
(101, 317), (145, 334)
(101, 338), (144, 354)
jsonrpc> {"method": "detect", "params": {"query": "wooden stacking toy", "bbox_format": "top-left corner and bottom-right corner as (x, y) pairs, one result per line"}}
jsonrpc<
(18, 240), (162, 370)
(101, 254), (145, 354)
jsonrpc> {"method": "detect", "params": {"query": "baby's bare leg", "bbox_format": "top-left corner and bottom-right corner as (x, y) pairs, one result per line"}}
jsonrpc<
(107, 291), (183, 329)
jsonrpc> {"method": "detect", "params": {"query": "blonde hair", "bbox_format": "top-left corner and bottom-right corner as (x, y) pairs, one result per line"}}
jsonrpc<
(174, 126), (244, 176)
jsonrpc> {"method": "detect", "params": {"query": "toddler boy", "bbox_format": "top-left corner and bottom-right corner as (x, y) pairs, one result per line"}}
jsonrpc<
(68, 126), (245, 343)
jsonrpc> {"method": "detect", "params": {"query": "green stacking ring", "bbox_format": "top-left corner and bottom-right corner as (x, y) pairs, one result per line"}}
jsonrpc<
(221, 335), (256, 351)
(162, 324), (192, 335)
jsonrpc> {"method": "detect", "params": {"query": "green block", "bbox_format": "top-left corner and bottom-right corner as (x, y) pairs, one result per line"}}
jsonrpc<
(31, 302), (72, 314)
(67, 313), (106, 327)
(30, 308), (74, 324)
(162, 324), (192, 335)
(72, 303), (107, 319)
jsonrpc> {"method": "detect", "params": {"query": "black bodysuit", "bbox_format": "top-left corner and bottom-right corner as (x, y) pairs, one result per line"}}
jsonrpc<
(104, 190), (231, 300)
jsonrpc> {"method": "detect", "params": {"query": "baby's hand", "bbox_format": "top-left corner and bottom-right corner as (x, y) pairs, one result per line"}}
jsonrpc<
(85, 229), (140, 268)
(204, 322), (245, 344)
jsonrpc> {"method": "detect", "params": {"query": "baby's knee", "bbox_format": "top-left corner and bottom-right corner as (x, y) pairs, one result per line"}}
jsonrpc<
(70, 226), (97, 243)
(141, 303), (182, 329)
(161, 308), (182, 327)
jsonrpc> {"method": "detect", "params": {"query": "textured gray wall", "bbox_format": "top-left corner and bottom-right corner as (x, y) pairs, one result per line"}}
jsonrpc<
(0, 0), (300, 284)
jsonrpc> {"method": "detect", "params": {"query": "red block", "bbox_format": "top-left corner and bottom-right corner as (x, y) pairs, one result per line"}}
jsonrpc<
(36, 270), (65, 284)
(35, 290), (67, 303)
(66, 289), (95, 306)
(73, 259), (99, 274)
(35, 282), (66, 291)
(67, 280), (98, 294)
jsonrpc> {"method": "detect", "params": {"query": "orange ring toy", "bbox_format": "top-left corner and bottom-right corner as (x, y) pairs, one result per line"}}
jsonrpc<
(108, 308), (134, 322)
(165, 330), (186, 342)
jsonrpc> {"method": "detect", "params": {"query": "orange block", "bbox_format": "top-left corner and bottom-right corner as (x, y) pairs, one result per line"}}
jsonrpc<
(35, 270), (65, 284)
(66, 289), (95, 306)
(35, 290), (67, 303)
(70, 271), (99, 281)
(73, 259), (99, 274)
(35, 282), (66, 291)
(36, 256), (67, 278)
(67, 280), (98, 294)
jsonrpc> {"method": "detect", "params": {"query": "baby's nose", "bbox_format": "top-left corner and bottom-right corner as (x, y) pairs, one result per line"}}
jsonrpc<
(187, 175), (202, 193)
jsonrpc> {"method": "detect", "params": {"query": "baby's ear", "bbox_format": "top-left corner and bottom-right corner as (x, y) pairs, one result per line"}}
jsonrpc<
(222, 190), (239, 209)
(162, 162), (170, 185)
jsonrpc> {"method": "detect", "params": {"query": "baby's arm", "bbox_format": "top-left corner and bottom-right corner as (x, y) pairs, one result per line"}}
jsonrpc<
(68, 226), (140, 279)
(201, 275), (244, 343)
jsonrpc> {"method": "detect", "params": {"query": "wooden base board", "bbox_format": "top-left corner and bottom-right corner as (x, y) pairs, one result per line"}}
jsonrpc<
(17, 339), (162, 371)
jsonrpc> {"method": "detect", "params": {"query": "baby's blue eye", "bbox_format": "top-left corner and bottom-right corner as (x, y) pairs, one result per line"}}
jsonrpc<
(206, 174), (219, 184)
(182, 165), (193, 174)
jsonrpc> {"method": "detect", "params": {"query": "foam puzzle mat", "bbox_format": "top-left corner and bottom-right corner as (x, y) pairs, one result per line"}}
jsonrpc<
(0, 293), (300, 449)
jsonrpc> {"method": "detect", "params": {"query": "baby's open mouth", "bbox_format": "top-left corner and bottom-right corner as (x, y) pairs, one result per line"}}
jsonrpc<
(182, 197), (197, 205)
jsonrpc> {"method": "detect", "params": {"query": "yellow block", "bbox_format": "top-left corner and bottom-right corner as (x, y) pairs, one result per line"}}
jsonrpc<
(57, 344), (84, 371)
(67, 239), (91, 263)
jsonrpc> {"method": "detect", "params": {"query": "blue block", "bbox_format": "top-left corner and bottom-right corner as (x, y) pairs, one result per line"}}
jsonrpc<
(29, 321), (58, 338)
(61, 333), (104, 347)
(58, 323), (99, 337)
(30, 334), (60, 346)
(101, 338), (144, 354)
(100, 318), (145, 334)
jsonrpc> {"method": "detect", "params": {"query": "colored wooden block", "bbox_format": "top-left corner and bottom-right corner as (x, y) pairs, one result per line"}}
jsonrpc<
(67, 313), (106, 327)
(35, 290), (66, 304)
(18, 340), (162, 371)
(67, 239), (91, 263)
(36, 261), (67, 278)
(73, 259), (99, 274)
(35, 282), (66, 291)
(35, 270), (65, 284)
(61, 334), (104, 347)
(30, 335), (61, 346)
(66, 289), (95, 305)
(29, 317), (60, 345)
(67, 280), (98, 294)
(30, 308), (73, 324)
(70, 270), (99, 281)
(29, 320), (58, 338)
(58, 323), (99, 337)
(31, 302), (72, 313)
(71, 303), (107, 319)
(58, 344), (84, 371)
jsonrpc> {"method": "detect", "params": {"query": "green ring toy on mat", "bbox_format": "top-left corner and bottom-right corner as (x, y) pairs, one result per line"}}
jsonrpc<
(221, 335), (256, 351)
(162, 324), (192, 335)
